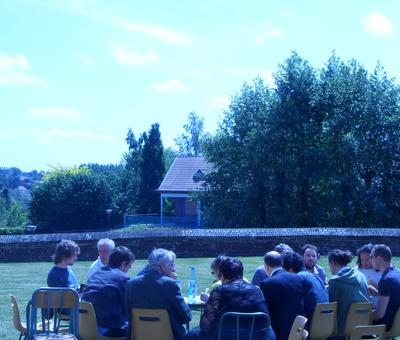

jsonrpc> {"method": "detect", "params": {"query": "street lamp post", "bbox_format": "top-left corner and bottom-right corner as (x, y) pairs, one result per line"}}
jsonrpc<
(106, 209), (112, 229)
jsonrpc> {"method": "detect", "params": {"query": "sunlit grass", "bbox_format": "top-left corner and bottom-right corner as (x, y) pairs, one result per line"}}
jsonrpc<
(3, 255), (398, 339)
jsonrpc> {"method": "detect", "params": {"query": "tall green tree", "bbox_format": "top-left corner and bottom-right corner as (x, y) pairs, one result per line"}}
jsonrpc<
(175, 111), (206, 156)
(138, 123), (165, 213)
(202, 77), (273, 226)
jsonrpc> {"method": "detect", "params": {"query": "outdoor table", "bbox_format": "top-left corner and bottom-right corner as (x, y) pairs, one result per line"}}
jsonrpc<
(184, 296), (205, 330)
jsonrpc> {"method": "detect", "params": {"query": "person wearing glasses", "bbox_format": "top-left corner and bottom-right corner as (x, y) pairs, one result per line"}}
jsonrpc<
(200, 255), (227, 303)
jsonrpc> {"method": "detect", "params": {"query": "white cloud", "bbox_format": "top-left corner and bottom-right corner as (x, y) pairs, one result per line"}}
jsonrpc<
(254, 26), (284, 45)
(0, 52), (47, 87)
(0, 53), (31, 71)
(28, 107), (83, 121)
(207, 96), (230, 111)
(362, 11), (394, 36)
(118, 20), (193, 45)
(111, 46), (157, 65)
(152, 80), (188, 93)
(79, 55), (93, 66)
(41, 1), (193, 45)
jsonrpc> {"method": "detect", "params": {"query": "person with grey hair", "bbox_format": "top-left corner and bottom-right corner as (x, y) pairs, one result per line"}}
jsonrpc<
(126, 248), (191, 340)
(87, 238), (115, 280)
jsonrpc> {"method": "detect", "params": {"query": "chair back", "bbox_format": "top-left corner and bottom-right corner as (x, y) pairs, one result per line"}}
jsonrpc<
(78, 301), (98, 340)
(309, 302), (337, 340)
(385, 306), (400, 337)
(350, 324), (385, 340)
(343, 302), (372, 337)
(27, 287), (79, 339)
(216, 311), (270, 340)
(10, 294), (27, 336)
(131, 308), (174, 340)
(288, 315), (308, 340)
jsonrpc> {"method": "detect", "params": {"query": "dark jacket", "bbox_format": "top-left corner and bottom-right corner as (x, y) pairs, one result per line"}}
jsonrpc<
(125, 269), (191, 340)
(81, 266), (130, 331)
(260, 268), (313, 340)
(200, 278), (271, 339)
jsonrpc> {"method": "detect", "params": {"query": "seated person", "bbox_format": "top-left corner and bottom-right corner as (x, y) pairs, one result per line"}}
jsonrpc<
(87, 238), (115, 280)
(81, 246), (135, 337)
(328, 249), (369, 336)
(126, 248), (191, 340)
(355, 243), (382, 309)
(47, 240), (80, 290)
(251, 243), (293, 286)
(185, 257), (275, 340)
(200, 255), (227, 303)
(282, 252), (323, 320)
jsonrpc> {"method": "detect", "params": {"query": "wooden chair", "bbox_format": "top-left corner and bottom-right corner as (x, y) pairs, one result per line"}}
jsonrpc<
(343, 302), (372, 338)
(10, 294), (28, 340)
(350, 324), (385, 340)
(288, 315), (308, 340)
(216, 311), (270, 340)
(131, 308), (174, 340)
(27, 287), (79, 339)
(309, 302), (337, 340)
(79, 301), (126, 340)
(385, 306), (400, 338)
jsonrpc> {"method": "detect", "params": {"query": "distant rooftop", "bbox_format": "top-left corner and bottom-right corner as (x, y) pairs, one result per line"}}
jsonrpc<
(157, 156), (210, 193)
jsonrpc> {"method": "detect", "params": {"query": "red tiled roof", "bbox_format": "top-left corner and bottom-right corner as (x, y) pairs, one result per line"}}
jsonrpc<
(157, 156), (210, 193)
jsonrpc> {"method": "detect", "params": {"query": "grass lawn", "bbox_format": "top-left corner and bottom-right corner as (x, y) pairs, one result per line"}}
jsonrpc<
(2, 255), (398, 339)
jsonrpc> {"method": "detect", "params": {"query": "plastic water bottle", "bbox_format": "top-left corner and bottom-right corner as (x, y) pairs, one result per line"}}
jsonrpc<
(187, 266), (197, 303)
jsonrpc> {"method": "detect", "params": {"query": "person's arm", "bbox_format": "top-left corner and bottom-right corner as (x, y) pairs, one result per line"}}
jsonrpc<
(200, 287), (221, 333)
(328, 280), (338, 302)
(302, 278), (317, 319)
(170, 281), (192, 324)
(252, 267), (266, 286)
(372, 296), (390, 320)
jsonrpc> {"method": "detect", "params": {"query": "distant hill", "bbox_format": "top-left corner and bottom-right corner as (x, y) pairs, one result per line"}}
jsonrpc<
(0, 167), (44, 204)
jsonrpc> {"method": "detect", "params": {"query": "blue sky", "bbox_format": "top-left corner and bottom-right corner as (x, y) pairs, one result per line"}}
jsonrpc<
(0, 0), (399, 171)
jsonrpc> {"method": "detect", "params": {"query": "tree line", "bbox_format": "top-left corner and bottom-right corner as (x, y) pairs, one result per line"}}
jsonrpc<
(2, 52), (400, 233)
(201, 52), (400, 228)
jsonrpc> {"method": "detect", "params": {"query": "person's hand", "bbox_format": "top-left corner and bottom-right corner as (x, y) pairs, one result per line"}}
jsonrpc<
(368, 284), (379, 296)
(170, 270), (178, 280)
(200, 292), (209, 303)
(368, 279), (378, 289)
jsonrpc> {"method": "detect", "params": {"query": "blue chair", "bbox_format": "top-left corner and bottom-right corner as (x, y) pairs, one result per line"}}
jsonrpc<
(217, 311), (271, 340)
(27, 287), (79, 339)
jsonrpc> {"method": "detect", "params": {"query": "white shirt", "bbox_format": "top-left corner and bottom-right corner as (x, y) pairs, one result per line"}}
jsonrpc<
(87, 257), (106, 281)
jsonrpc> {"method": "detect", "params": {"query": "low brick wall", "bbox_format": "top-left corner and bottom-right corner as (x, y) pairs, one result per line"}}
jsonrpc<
(0, 228), (399, 262)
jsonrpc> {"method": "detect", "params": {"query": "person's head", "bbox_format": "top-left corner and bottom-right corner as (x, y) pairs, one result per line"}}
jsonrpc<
(108, 246), (135, 273)
(357, 243), (374, 270)
(97, 238), (115, 265)
(53, 240), (80, 265)
(371, 244), (392, 271)
(148, 248), (176, 277)
(264, 251), (283, 276)
(328, 249), (352, 274)
(301, 244), (319, 270)
(210, 255), (228, 280)
(219, 257), (243, 282)
(282, 252), (304, 273)
(275, 243), (294, 254)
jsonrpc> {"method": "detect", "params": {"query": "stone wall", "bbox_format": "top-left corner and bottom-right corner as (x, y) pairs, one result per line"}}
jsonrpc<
(1, 228), (399, 262)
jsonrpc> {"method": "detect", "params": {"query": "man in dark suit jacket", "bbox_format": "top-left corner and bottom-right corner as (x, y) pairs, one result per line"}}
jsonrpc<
(125, 248), (191, 340)
(82, 246), (135, 337)
(260, 251), (314, 340)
